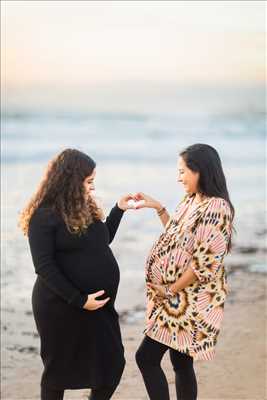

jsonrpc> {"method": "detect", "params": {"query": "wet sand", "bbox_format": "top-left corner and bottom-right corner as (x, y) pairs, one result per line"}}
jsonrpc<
(1, 268), (266, 400)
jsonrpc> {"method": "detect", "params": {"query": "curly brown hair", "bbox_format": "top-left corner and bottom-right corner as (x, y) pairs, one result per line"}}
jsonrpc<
(19, 148), (103, 236)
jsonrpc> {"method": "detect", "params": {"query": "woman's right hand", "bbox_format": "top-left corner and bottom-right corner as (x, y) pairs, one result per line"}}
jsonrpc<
(83, 290), (110, 311)
(133, 192), (162, 211)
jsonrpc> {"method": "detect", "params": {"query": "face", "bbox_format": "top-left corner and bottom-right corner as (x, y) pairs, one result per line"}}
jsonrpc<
(83, 168), (96, 199)
(177, 156), (199, 194)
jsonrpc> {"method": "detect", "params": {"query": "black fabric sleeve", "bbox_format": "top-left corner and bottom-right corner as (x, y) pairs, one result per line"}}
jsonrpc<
(28, 209), (88, 308)
(105, 203), (125, 244)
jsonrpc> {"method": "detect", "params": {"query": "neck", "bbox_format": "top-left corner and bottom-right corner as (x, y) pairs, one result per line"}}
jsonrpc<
(194, 192), (204, 204)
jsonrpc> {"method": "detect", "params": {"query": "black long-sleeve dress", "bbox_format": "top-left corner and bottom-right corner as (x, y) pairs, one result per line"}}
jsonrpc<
(28, 203), (126, 390)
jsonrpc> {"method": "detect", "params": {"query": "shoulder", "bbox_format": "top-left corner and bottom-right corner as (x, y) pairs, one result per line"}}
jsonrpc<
(29, 207), (62, 228)
(206, 196), (232, 219)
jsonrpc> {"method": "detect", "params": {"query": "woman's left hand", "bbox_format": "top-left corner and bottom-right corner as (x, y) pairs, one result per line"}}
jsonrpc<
(117, 194), (137, 211)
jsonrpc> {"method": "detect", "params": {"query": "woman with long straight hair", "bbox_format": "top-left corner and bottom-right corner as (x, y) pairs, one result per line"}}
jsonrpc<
(19, 148), (135, 400)
(134, 143), (235, 400)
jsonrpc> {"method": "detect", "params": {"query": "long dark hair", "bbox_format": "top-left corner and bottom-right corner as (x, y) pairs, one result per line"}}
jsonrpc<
(180, 143), (235, 252)
(19, 148), (103, 236)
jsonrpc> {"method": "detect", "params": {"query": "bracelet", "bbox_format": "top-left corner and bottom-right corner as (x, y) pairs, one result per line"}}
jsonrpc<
(157, 206), (166, 217)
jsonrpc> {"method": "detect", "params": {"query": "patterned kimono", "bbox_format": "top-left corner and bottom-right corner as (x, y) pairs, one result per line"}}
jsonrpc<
(144, 193), (232, 361)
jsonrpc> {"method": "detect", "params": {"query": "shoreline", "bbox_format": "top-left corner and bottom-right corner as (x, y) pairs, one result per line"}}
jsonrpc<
(1, 267), (266, 400)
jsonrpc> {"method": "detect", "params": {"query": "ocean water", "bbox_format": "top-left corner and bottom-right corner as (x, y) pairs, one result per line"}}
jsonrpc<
(1, 108), (266, 313)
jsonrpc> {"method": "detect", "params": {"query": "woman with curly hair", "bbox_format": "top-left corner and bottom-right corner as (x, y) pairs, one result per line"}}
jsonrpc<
(134, 144), (235, 400)
(19, 148), (134, 400)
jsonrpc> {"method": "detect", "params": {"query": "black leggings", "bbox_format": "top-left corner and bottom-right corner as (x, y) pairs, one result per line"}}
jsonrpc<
(41, 383), (118, 400)
(136, 335), (198, 400)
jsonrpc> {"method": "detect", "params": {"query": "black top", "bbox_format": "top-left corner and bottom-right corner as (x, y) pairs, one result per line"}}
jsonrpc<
(28, 203), (126, 390)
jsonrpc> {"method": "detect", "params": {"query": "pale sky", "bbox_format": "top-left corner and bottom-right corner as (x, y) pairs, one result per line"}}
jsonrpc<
(2, 0), (265, 89)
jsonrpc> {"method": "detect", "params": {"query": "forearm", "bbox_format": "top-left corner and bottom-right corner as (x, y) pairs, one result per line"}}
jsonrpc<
(170, 266), (198, 293)
(158, 210), (170, 227)
(154, 203), (170, 227)
(37, 269), (87, 308)
(105, 203), (124, 243)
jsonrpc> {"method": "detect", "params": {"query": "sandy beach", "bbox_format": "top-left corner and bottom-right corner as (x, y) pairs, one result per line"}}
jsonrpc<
(1, 265), (266, 400)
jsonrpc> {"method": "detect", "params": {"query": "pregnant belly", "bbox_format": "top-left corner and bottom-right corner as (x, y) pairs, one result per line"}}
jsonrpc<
(56, 249), (120, 299)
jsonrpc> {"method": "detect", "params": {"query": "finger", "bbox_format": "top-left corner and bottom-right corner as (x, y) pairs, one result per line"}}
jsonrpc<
(133, 192), (143, 200)
(96, 297), (110, 305)
(93, 290), (105, 299)
(96, 297), (110, 308)
(125, 194), (133, 201)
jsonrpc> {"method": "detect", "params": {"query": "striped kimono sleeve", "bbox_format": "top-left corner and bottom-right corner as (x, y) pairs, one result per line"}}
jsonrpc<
(190, 198), (232, 283)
